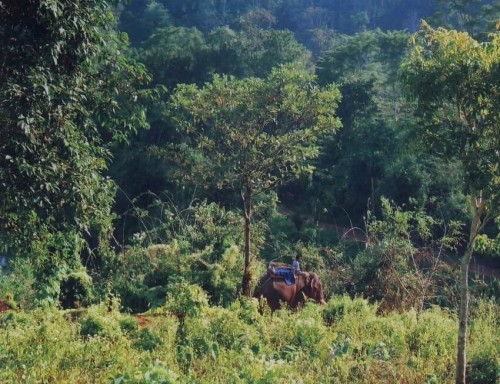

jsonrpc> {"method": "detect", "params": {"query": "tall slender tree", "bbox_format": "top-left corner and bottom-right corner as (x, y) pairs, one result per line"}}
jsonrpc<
(402, 22), (500, 384)
(165, 65), (341, 296)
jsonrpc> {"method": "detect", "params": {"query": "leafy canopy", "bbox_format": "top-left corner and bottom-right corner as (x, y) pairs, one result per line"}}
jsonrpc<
(0, 0), (151, 259)
(401, 21), (499, 207)
(165, 64), (341, 194)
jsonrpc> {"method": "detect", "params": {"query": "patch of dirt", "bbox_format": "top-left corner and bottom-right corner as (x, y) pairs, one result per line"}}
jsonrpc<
(134, 315), (150, 328)
(0, 300), (12, 313)
(277, 206), (367, 242)
(442, 253), (500, 279)
(316, 221), (368, 243)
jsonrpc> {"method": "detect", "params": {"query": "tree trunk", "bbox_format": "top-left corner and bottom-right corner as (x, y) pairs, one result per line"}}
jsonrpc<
(456, 245), (471, 384)
(241, 185), (253, 297)
(456, 197), (485, 384)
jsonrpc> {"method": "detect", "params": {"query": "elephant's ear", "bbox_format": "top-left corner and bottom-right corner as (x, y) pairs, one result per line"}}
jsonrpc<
(309, 274), (321, 290)
(310, 277), (316, 289)
(305, 273), (312, 286)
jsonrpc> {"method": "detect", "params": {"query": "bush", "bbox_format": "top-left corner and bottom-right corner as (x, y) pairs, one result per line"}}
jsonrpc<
(59, 270), (94, 309)
(406, 307), (456, 377)
(108, 199), (266, 312)
(133, 328), (163, 351)
(118, 316), (138, 333)
(468, 299), (500, 384)
(143, 361), (179, 383)
(79, 307), (122, 340)
(0, 310), (17, 326)
(0, 258), (37, 309)
(467, 353), (499, 384)
(165, 282), (209, 320)
(323, 295), (374, 325)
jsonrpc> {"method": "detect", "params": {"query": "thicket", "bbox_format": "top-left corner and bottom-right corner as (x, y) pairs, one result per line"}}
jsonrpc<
(0, 295), (498, 383)
(0, 1), (499, 383)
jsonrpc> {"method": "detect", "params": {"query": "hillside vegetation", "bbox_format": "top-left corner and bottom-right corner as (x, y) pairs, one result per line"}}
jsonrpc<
(0, 0), (498, 383)
(1, 296), (498, 383)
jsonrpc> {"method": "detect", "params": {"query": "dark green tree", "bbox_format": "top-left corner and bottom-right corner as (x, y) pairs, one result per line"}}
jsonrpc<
(312, 30), (416, 224)
(430, 0), (500, 41)
(138, 26), (209, 88)
(0, 0), (150, 295)
(165, 65), (341, 296)
(206, 24), (312, 79)
(119, 0), (172, 46)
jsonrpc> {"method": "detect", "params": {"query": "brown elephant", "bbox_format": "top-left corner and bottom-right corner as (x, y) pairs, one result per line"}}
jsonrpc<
(253, 271), (327, 311)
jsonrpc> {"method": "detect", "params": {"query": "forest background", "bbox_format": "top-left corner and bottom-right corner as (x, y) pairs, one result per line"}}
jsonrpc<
(0, 0), (499, 383)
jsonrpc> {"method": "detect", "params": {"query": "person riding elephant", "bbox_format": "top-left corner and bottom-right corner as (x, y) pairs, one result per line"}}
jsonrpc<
(292, 253), (302, 274)
(253, 270), (326, 311)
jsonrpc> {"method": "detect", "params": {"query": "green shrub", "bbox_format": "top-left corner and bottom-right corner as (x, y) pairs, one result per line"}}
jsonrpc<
(323, 295), (374, 325)
(0, 310), (16, 325)
(59, 270), (94, 309)
(118, 316), (138, 333)
(467, 353), (499, 384)
(79, 310), (122, 340)
(165, 282), (209, 319)
(289, 306), (330, 358)
(0, 309), (31, 328)
(0, 258), (37, 309)
(3, 292), (18, 309)
(468, 299), (500, 384)
(0, 296), (497, 383)
(143, 361), (180, 383)
(104, 241), (183, 313)
(114, 360), (180, 384)
(228, 296), (262, 325)
(406, 306), (456, 378)
(133, 328), (163, 351)
(108, 200), (270, 311)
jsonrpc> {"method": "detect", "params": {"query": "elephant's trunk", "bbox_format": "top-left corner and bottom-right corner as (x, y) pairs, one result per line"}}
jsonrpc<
(319, 299), (326, 305)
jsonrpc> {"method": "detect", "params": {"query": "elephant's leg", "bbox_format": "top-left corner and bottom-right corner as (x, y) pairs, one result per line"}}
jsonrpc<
(272, 281), (296, 308)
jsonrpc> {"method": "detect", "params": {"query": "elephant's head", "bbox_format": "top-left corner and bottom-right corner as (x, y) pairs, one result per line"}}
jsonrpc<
(298, 272), (326, 305)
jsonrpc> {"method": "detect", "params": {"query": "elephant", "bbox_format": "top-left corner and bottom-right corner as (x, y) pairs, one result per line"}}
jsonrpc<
(253, 270), (327, 311)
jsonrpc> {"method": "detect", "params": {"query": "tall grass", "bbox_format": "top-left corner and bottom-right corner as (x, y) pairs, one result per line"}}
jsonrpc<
(0, 293), (498, 383)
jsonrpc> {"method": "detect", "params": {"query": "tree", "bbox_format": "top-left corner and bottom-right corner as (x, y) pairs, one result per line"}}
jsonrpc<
(312, 30), (420, 225)
(119, 0), (173, 46)
(245, 28), (313, 78)
(0, 0), (150, 292)
(430, 0), (500, 41)
(401, 22), (500, 384)
(165, 65), (341, 296)
(206, 24), (312, 79)
(138, 26), (209, 88)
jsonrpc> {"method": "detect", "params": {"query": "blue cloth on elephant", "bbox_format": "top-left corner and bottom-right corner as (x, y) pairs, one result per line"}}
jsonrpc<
(271, 267), (295, 285)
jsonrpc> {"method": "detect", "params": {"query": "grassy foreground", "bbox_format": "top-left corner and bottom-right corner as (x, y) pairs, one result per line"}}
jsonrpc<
(0, 294), (498, 383)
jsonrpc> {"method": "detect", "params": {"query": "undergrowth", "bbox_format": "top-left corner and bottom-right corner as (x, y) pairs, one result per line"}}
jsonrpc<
(0, 294), (498, 383)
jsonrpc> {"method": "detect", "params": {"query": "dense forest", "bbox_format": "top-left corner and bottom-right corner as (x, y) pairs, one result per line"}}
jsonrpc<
(0, 0), (499, 382)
